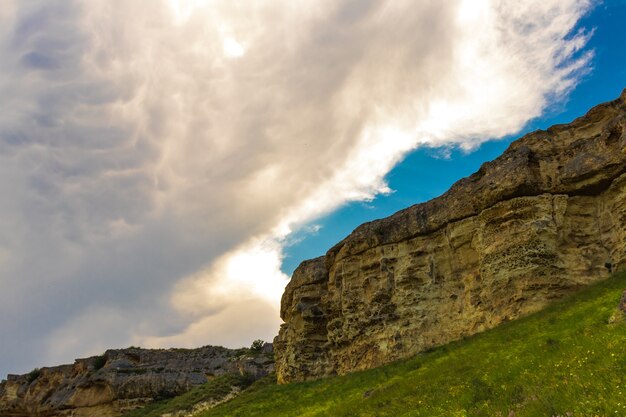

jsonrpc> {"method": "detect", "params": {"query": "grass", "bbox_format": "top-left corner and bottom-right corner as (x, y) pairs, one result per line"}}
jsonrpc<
(194, 271), (626, 417)
(120, 373), (255, 417)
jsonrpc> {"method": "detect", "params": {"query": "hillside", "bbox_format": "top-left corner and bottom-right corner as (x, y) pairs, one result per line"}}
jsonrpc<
(163, 271), (625, 417)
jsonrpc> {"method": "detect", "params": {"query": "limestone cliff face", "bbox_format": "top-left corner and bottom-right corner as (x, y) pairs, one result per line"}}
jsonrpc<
(274, 90), (626, 384)
(0, 344), (274, 417)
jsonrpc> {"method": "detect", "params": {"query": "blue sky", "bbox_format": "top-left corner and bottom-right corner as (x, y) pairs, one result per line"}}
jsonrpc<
(1, 0), (625, 376)
(282, 0), (626, 276)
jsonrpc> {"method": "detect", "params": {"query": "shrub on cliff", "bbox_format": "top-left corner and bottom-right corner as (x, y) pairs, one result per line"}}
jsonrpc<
(27, 368), (41, 384)
(93, 354), (107, 370)
(250, 340), (265, 352)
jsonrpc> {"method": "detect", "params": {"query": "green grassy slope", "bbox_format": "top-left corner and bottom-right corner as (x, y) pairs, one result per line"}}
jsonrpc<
(120, 374), (255, 417)
(133, 272), (626, 417)
(200, 271), (626, 417)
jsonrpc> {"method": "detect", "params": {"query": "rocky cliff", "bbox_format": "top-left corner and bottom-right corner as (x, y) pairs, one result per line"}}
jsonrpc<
(0, 344), (274, 417)
(274, 89), (626, 383)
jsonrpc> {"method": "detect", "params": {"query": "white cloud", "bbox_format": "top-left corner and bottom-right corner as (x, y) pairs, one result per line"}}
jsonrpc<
(223, 37), (245, 58)
(0, 0), (592, 374)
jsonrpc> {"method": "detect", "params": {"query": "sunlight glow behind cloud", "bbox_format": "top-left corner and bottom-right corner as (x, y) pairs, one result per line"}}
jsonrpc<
(0, 0), (592, 374)
(223, 37), (245, 58)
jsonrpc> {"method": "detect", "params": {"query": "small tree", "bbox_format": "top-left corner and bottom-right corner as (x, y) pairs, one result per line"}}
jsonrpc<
(93, 354), (107, 371)
(27, 368), (41, 384)
(250, 339), (265, 351)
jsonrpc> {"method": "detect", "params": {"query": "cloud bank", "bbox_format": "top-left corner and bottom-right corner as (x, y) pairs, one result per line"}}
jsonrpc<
(0, 0), (592, 375)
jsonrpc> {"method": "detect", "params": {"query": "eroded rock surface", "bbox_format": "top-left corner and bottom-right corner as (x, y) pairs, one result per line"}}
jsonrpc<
(0, 344), (274, 417)
(275, 89), (626, 383)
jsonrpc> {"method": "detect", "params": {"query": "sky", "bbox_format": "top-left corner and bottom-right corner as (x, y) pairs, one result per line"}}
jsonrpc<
(0, 0), (624, 377)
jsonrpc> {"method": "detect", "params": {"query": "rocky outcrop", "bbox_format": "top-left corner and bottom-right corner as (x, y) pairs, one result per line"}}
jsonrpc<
(275, 89), (626, 383)
(0, 344), (274, 417)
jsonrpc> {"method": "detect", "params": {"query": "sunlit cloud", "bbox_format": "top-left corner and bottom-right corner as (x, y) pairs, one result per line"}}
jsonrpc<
(171, 238), (287, 317)
(168, 0), (212, 24)
(223, 37), (245, 58)
(0, 0), (592, 373)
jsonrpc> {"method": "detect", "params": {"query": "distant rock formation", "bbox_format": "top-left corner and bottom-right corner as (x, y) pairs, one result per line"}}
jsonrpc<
(0, 344), (274, 417)
(275, 89), (626, 383)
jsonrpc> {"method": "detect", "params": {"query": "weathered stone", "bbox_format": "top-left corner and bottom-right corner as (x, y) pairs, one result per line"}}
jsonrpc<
(275, 89), (626, 383)
(0, 344), (274, 416)
(274, 258), (332, 383)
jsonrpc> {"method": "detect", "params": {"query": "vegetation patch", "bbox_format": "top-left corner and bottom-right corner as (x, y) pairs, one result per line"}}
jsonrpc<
(27, 368), (41, 384)
(250, 340), (265, 352)
(93, 355), (107, 371)
(120, 373), (256, 417)
(115, 368), (148, 375)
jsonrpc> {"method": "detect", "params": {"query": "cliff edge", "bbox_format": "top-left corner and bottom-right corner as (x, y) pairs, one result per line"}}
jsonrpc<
(274, 89), (626, 383)
(0, 344), (273, 417)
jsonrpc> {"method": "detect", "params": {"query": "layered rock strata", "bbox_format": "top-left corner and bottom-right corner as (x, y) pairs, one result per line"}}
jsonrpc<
(275, 90), (626, 383)
(0, 344), (274, 417)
